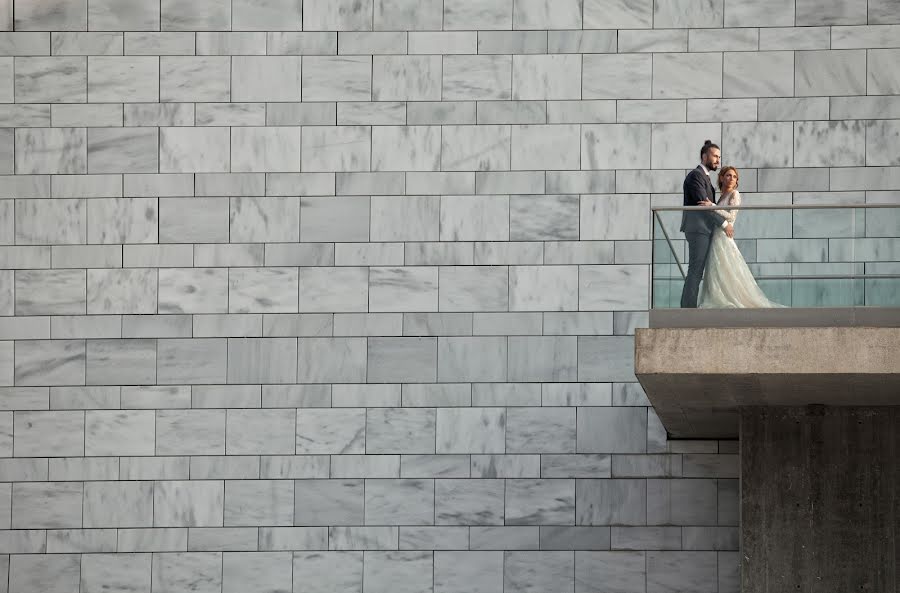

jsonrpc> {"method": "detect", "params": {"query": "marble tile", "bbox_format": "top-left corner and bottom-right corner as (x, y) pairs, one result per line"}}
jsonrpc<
(372, 126), (440, 171)
(158, 127), (229, 173)
(83, 481), (153, 528)
(232, 56), (301, 102)
(654, 0), (723, 27)
(14, 0), (86, 30)
(300, 196), (369, 243)
(230, 127), (300, 172)
(505, 479), (576, 526)
(266, 31), (337, 55)
(224, 481), (294, 527)
(504, 551), (574, 593)
(722, 121), (792, 168)
(87, 128), (159, 174)
(296, 267), (366, 312)
(795, 120), (865, 167)
(339, 31), (406, 54)
(15, 198), (85, 245)
(304, 0), (372, 30)
(867, 120), (900, 167)
(647, 552), (717, 593)
(584, 0), (652, 27)
(194, 31), (265, 55)
(87, 56), (158, 103)
(439, 266), (508, 312)
(581, 194), (650, 241)
(90, 0), (159, 30)
(157, 338), (227, 384)
(576, 551), (646, 593)
(12, 410), (82, 457)
(869, 0), (900, 23)
(619, 29), (687, 53)
(196, 103), (266, 127)
(724, 0), (793, 25)
(156, 409), (225, 455)
(294, 480), (364, 525)
(507, 266), (576, 311)
(152, 553), (222, 593)
(576, 479), (646, 525)
(302, 56), (371, 101)
(512, 54), (581, 100)
(80, 553), (151, 593)
(222, 552), (293, 593)
(226, 337), (297, 384)
(187, 527), (257, 552)
(158, 198), (227, 244)
(366, 408), (435, 454)
(301, 126), (370, 172)
(442, 125), (510, 171)
(84, 338), (155, 385)
(46, 528), (118, 553)
(435, 479), (505, 525)
(10, 57), (87, 103)
(338, 101), (405, 126)
(478, 31), (547, 55)
(88, 198), (157, 244)
(796, 0), (865, 25)
(440, 195), (509, 242)
(14, 340), (85, 386)
(434, 336), (505, 382)
(653, 53), (722, 99)
(723, 51), (792, 97)
(375, 0), (442, 30)
(581, 124), (650, 170)
(434, 551), (502, 593)
(161, 0), (230, 30)
(259, 527), (327, 550)
(87, 269), (156, 315)
(230, 197), (301, 243)
(796, 49), (866, 96)
(361, 552), (430, 593)
(507, 194), (577, 241)
(160, 57), (231, 102)
(231, 0), (302, 30)
(369, 267), (438, 313)
(84, 410), (153, 456)
(443, 55), (511, 101)
(155, 480), (224, 527)
(295, 408), (364, 454)
(15, 128), (86, 174)
(507, 408), (576, 454)
(292, 552), (363, 592)
(230, 267), (299, 313)
(0, 104), (50, 128)
(365, 479), (434, 526)
(868, 49), (900, 95)
(8, 555), (80, 593)
(368, 337), (437, 383)
(509, 124), (579, 171)
(158, 268), (228, 314)
(52, 31), (123, 55)
(297, 338), (367, 383)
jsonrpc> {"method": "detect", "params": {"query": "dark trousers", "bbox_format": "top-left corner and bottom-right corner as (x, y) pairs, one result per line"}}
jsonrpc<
(681, 231), (712, 308)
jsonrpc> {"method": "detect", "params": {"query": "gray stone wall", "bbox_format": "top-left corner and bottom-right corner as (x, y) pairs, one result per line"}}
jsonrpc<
(0, 0), (897, 591)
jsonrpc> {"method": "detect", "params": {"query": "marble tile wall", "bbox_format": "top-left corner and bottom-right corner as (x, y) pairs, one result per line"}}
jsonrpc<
(0, 0), (898, 591)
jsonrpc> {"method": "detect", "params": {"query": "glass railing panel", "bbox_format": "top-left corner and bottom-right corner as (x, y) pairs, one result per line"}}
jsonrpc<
(650, 204), (900, 309)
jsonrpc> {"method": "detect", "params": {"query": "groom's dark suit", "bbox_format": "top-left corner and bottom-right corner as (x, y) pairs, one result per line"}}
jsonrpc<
(680, 166), (725, 308)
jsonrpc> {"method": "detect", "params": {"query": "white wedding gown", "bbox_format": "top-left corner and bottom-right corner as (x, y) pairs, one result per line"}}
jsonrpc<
(698, 190), (785, 309)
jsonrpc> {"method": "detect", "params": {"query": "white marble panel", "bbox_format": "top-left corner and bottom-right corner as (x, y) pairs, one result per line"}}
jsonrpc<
(196, 103), (266, 127)
(442, 125), (510, 171)
(369, 267), (438, 313)
(299, 267), (368, 312)
(372, 126), (441, 172)
(868, 49), (900, 95)
(584, 0), (652, 27)
(152, 553), (222, 593)
(87, 56), (158, 103)
(87, 128), (159, 174)
(338, 101), (405, 126)
(232, 56), (301, 102)
(375, 0), (442, 30)
(14, 0), (86, 30)
(511, 125), (580, 171)
(90, 0), (159, 30)
(794, 120), (866, 167)
(160, 127), (230, 173)
(302, 56), (371, 101)
(230, 197), (300, 243)
(370, 196), (438, 241)
(440, 195), (509, 242)
(723, 51), (793, 97)
(580, 265), (649, 310)
(653, 53), (723, 99)
(442, 55), (512, 101)
(759, 26), (829, 50)
(81, 553), (151, 593)
(9, 555), (81, 593)
(724, 0), (794, 26)
(655, 0), (723, 27)
(508, 195), (578, 241)
(15, 198), (85, 245)
(87, 197), (157, 246)
(795, 50), (866, 96)
(373, 55), (441, 101)
(301, 196), (369, 242)
(796, 0), (866, 25)
(85, 338), (156, 385)
(229, 268), (299, 313)
(510, 266), (578, 311)
(722, 122), (793, 168)
(296, 408), (365, 454)
(88, 269), (157, 314)
(650, 123), (722, 169)
(866, 120), (900, 167)
(160, 57), (231, 102)
(514, 0), (581, 28)
(15, 128), (86, 174)
(581, 194), (650, 241)
(13, 409), (83, 455)
(443, 0), (511, 30)
(232, 0), (302, 30)
(304, 0), (372, 30)
(158, 268), (228, 314)
(154, 481), (224, 527)
(302, 126), (370, 172)
(160, 0), (230, 30)
(513, 54), (581, 100)
(581, 124), (650, 170)
(232, 127), (302, 173)
(15, 57), (86, 103)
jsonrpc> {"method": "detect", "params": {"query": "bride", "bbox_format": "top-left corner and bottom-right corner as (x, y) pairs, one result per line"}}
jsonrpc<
(699, 166), (784, 308)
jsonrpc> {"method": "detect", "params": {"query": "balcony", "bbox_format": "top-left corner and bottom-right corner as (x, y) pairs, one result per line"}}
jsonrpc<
(636, 203), (900, 439)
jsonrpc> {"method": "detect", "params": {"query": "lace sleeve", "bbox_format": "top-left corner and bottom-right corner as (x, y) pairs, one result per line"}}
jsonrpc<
(714, 191), (740, 223)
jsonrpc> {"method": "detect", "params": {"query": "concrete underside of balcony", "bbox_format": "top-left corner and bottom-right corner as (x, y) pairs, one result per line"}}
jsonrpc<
(635, 309), (900, 439)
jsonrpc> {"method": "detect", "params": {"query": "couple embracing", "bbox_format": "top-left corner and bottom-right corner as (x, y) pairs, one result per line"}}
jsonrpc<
(680, 140), (782, 309)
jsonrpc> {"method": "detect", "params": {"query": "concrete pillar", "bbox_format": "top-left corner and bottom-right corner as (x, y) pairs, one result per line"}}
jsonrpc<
(741, 406), (900, 593)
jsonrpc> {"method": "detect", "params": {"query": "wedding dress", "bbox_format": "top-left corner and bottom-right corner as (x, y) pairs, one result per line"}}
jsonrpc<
(698, 190), (784, 308)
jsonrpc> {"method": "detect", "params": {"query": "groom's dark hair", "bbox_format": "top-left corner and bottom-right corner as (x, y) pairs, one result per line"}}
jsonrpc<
(700, 139), (719, 158)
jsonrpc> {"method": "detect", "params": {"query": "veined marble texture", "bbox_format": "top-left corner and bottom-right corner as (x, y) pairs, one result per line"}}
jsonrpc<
(232, 126), (302, 173)
(369, 266), (439, 312)
(375, 0), (443, 30)
(230, 197), (301, 243)
(513, 54), (582, 100)
(302, 125), (371, 172)
(372, 126), (441, 172)
(229, 267), (299, 313)
(443, 55), (512, 101)
(722, 121), (793, 168)
(233, 56), (302, 102)
(582, 124), (650, 170)
(89, 0), (160, 30)
(15, 269), (85, 315)
(795, 50), (866, 96)
(443, 0), (512, 30)
(160, 0), (230, 31)
(14, 57), (85, 103)
(15, 127), (86, 174)
(373, 56), (441, 101)
(160, 57), (232, 102)
(88, 128), (159, 174)
(160, 127), (230, 173)
(794, 120), (865, 167)
(15, 339), (86, 386)
(442, 125), (511, 171)
(302, 56), (372, 101)
(724, 51), (794, 97)
(87, 269), (157, 315)
(15, 198), (85, 245)
(653, 53), (723, 99)
(868, 49), (900, 95)
(867, 120), (900, 166)
(87, 57), (159, 103)
(232, 0), (302, 30)
(159, 268), (229, 314)
(300, 196), (370, 242)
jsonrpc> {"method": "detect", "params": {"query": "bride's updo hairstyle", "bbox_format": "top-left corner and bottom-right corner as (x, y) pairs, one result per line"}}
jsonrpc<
(717, 166), (739, 190)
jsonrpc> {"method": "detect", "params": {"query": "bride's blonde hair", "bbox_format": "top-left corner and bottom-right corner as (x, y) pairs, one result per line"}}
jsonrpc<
(717, 166), (739, 190)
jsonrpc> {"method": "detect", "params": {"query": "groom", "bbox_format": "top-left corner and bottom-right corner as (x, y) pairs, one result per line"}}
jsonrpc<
(680, 140), (734, 308)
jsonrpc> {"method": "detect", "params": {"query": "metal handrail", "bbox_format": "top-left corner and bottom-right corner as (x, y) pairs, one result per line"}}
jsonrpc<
(654, 274), (900, 281)
(652, 211), (686, 279)
(653, 203), (898, 211)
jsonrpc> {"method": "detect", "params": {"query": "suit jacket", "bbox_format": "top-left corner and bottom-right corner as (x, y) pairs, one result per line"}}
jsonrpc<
(680, 165), (721, 234)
